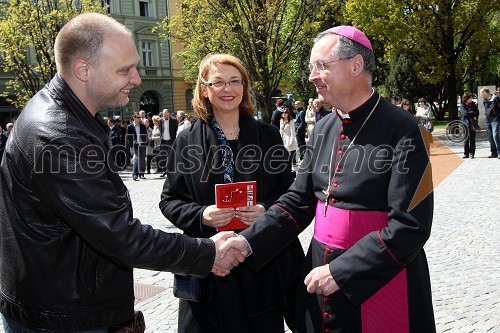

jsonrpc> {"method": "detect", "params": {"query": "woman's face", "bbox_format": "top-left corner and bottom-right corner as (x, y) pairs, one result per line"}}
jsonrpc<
(202, 63), (244, 116)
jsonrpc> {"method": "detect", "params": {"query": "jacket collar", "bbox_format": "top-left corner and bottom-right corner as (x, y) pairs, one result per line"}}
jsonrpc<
(48, 74), (110, 146)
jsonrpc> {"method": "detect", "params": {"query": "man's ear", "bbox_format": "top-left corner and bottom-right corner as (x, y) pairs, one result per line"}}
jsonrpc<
(352, 55), (364, 78)
(73, 60), (90, 82)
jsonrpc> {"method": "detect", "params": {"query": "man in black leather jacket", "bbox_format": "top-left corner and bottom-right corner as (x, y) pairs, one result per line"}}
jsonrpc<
(0, 13), (244, 332)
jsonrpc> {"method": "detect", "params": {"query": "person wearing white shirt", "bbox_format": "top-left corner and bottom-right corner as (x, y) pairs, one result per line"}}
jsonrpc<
(176, 110), (192, 136)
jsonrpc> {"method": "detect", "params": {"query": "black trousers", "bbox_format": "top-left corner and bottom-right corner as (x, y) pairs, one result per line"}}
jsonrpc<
(464, 124), (476, 157)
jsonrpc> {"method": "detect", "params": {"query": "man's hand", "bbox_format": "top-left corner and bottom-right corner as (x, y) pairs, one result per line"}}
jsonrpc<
(202, 205), (234, 229)
(209, 231), (245, 276)
(304, 264), (339, 296)
(235, 204), (266, 226)
(219, 234), (250, 259)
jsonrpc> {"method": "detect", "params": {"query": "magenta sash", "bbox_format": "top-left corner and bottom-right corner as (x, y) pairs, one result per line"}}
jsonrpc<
(314, 201), (409, 333)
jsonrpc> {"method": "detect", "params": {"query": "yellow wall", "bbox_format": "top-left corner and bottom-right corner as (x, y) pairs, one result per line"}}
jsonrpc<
(169, 0), (194, 115)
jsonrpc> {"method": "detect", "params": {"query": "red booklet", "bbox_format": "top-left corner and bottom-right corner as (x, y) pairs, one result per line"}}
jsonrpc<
(215, 181), (257, 231)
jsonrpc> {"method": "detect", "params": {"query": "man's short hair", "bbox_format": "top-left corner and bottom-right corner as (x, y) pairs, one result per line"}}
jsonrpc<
(54, 13), (132, 76)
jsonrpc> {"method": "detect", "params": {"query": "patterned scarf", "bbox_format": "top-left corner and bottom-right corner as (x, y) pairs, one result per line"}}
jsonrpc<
(210, 117), (235, 183)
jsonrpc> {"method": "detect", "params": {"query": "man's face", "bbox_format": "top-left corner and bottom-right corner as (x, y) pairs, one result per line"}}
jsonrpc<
(308, 35), (351, 107)
(86, 35), (141, 113)
(134, 115), (141, 125)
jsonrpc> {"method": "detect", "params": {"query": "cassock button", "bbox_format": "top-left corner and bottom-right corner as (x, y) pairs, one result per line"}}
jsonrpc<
(340, 134), (347, 140)
(330, 198), (336, 203)
(325, 247), (333, 253)
(336, 167), (341, 173)
(337, 150), (343, 155)
(333, 183), (339, 188)
(323, 312), (331, 318)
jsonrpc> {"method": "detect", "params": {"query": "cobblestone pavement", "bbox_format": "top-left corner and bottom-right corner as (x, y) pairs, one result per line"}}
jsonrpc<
(1, 129), (498, 332)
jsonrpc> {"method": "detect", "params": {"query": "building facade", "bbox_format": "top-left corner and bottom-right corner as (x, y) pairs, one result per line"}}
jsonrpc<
(0, 0), (193, 127)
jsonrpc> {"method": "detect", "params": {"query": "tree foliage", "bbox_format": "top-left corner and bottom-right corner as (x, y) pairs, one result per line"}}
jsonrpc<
(155, 0), (322, 120)
(345, 0), (500, 120)
(0, 0), (106, 108)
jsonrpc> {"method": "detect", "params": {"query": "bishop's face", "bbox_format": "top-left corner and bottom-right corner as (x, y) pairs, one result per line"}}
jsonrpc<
(308, 35), (354, 108)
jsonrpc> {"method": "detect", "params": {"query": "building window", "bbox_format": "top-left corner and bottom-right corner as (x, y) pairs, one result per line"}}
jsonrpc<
(139, 0), (150, 17)
(101, 0), (112, 13)
(185, 89), (194, 110)
(141, 41), (154, 67)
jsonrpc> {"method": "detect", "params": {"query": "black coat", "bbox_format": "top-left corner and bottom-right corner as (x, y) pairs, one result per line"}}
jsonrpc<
(126, 122), (148, 147)
(160, 114), (305, 332)
(0, 74), (216, 331)
(159, 116), (178, 142)
(241, 92), (435, 332)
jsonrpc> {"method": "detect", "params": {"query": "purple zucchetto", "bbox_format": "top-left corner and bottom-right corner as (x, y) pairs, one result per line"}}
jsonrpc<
(325, 25), (372, 51)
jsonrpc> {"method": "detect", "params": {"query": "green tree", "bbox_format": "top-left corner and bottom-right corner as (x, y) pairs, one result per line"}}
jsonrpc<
(0, 0), (106, 108)
(155, 0), (319, 121)
(289, 0), (346, 103)
(346, 0), (500, 120)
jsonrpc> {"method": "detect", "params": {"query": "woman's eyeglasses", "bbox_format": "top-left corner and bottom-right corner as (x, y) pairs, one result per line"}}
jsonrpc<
(202, 79), (243, 89)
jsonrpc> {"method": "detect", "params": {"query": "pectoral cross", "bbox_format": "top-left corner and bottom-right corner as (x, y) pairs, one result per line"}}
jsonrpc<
(322, 186), (330, 217)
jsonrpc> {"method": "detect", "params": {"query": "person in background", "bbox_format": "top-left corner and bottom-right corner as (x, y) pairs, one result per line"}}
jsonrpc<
(280, 105), (300, 166)
(176, 110), (192, 135)
(109, 117), (125, 169)
(144, 118), (155, 173)
(158, 108), (178, 177)
(126, 112), (147, 180)
(480, 87), (500, 158)
(139, 109), (146, 123)
(0, 13), (243, 333)
(313, 98), (331, 123)
(305, 97), (316, 138)
(294, 100), (307, 158)
(146, 112), (154, 129)
(400, 98), (415, 115)
(415, 97), (433, 132)
(151, 115), (163, 172)
(270, 98), (285, 128)
(159, 53), (304, 333)
(459, 92), (480, 159)
(221, 25), (435, 333)
(4, 123), (13, 136)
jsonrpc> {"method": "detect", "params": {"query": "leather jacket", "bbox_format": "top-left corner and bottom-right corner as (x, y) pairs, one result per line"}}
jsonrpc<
(0, 74), (215, 331)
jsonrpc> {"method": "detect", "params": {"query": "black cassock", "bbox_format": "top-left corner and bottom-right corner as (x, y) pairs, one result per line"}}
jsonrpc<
(242, 91), (436, 333)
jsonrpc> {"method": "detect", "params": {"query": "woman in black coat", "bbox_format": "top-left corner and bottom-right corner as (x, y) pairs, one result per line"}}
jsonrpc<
(460, 92), (480, 158)
(159, 53), (304, 333)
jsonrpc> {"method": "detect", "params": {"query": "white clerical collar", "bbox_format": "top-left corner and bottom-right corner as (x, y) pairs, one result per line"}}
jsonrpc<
(336, 88), (375, 119)
(337, 110), (351, 120)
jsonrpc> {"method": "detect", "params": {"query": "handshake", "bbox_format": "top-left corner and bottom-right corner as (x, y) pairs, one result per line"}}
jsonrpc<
(209, 231), (250, 276)
(208, 231), (340, 295)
